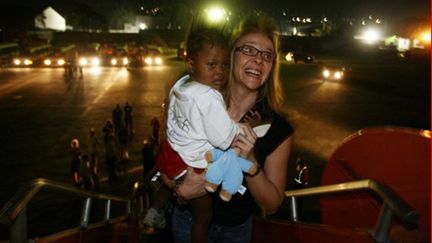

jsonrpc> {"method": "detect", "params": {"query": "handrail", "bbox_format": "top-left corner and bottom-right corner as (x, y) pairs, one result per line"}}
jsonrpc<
(0, 178), (129, 226)
(284, 179), (418, 224)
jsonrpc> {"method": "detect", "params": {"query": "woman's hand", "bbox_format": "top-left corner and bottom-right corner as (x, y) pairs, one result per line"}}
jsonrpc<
(233, 123), (257, 160)
(175, 167), (207, 201)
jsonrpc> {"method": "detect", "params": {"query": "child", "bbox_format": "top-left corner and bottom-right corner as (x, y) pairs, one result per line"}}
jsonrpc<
(145, 25), (236, 242)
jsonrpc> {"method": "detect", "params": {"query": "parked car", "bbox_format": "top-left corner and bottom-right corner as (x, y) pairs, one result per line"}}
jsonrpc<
(143, 47), (163, 66)
(76, 46), (100, 67)
(99, 44), (128, 67)
(12, 44), (52, 67)
(40, 45), (75, 67)
(0, 43), (20, 67)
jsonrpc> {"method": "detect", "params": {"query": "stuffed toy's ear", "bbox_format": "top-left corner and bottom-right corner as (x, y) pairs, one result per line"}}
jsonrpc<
(253, 124), (271, 138)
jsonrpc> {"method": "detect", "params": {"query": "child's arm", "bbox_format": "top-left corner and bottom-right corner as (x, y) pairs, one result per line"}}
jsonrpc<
(200, 97), (239, 150)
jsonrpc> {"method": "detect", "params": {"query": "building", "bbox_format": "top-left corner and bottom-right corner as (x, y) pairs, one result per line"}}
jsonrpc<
(34, 7), (66, 32)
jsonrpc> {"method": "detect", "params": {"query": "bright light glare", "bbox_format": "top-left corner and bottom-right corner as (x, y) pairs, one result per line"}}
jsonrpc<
(207, 7), (225, 22)
(362, 28), (381, 44)
(111, 58), (117, 65)
(79, 58), (88, 66)
(334, 71), (342, 79)
(122, 58), (129, 65)
(145, 57), (153, 65)
(323, 69), (330, 78)
(44, 59), (52, 65)
(13, 59), (20, 65)
(58, 59), (65, 65)
(91, 57), (100, 66)
(420, 31), (431, 43)
(397, 38), (410, 51)
(155, 57), (162, 65)
(24, 59), (33, 65)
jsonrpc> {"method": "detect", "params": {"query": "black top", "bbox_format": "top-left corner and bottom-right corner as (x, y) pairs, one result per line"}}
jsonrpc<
(212, 106), (294, 226)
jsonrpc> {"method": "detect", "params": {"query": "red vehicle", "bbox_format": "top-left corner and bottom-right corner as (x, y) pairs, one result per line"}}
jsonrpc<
(0, 126), (429, 242)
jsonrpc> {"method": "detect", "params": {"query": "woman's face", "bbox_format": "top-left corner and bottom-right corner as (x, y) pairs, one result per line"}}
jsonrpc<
(232, 32), (274, 91)
(187, 43), (230, 90)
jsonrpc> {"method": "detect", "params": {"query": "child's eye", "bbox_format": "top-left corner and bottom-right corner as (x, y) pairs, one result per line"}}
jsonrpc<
(207, 62), (216, 68)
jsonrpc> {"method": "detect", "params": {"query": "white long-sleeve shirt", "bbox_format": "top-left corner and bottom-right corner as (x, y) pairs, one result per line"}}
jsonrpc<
(167, 75), (239, 169)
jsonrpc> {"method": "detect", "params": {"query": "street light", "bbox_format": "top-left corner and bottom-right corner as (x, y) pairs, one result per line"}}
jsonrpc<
(205, 6), (227, 23)
(354, 27), (382, 44)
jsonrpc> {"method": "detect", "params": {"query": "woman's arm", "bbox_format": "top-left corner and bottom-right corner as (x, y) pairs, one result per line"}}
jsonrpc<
(234, 123), (292, 214)
(162, 166), (208, 202)
(245, 137), (292, 214)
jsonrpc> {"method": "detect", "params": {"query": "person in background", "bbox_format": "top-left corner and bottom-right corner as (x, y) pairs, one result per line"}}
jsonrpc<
(294, 158), (309, 189)
(293, 157), (310, 219)
(112, 104), (123, 133)
(70, 138), (82, 187)
(103, 120), (118, 182)
(168, 14), (294, 243)
(150, 117), (160, 146)
(87, 128), (99, 188)
(124, 102), (133, 134)
(74, 49), (83, 79)
(80, 154), (94, 190)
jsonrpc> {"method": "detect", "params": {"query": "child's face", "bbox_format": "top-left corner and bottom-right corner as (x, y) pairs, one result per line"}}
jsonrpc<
(187, 43), (230, 90)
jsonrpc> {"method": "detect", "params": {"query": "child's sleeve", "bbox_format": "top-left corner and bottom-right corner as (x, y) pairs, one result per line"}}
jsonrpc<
(199, 92), (239, 150)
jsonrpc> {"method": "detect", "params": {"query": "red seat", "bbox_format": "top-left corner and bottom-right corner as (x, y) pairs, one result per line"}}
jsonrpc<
(320, 127), (430, 240)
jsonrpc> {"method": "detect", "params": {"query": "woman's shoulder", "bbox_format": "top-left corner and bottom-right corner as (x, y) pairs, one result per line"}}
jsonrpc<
(266, 111), (294, 139)
(253, 105), (294, 165)
(271, 111), (294, 132)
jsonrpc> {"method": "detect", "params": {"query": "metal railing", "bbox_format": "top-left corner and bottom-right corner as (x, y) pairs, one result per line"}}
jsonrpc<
(284, 179), (419, 243)
(0, 178), (132, 243)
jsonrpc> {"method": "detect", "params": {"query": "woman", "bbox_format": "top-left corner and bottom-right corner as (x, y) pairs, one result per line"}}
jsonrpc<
(169, 14), (294, 242)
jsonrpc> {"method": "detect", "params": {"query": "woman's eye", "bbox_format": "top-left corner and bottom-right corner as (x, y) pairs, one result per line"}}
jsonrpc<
(243, 46), (252, 54)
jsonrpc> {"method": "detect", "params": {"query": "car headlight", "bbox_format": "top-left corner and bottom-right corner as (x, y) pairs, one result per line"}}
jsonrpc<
(122, 58), (129, 65)
(44, 59), (52, 65)
(334, 71), (343, 79)
(79, 58), (88, 66)
(13, 59), (21, 65)
(91, 57), (100, 66)
(111, 58), (118, 65)
(144, 57), (153, 65)
(58, 59), (65, 66)
(323, 69), (330, 78)
(155, 57), (163, 65)
(24, 59), (33, 65)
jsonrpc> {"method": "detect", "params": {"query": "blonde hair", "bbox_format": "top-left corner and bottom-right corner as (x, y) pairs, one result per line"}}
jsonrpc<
(225, 14), (284, 111)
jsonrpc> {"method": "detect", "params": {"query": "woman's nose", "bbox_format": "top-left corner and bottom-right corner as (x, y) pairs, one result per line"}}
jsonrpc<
(252, 54), (264, 64)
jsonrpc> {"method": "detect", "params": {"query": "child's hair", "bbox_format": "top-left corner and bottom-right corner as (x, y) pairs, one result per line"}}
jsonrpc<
(185, 23), (230, 60)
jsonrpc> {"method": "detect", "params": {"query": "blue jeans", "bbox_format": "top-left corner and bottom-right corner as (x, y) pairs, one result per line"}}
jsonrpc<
(171, 206), (252, 243)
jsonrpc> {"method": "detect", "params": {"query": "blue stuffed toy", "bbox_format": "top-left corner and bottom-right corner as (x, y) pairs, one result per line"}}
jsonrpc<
(204, 148), (258, 201)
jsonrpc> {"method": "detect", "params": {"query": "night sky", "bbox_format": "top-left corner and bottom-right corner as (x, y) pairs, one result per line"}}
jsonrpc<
(1, 0), (430, 20)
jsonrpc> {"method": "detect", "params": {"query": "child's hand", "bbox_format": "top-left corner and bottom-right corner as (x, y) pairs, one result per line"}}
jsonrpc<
(241, 110), (262, 127)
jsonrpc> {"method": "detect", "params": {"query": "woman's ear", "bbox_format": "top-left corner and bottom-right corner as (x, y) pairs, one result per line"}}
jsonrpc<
(186, 58), (194, 74)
